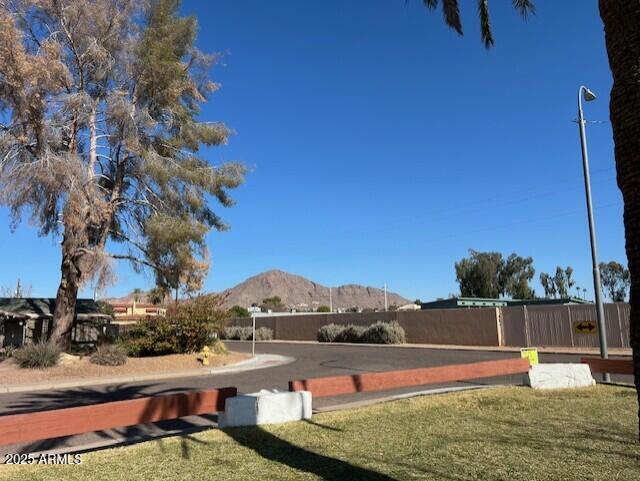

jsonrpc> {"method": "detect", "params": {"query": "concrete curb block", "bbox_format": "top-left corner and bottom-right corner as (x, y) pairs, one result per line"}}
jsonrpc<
(525, 363), (596, 389)
(0, 354), (295, 394)
(219, 390), (312, 428)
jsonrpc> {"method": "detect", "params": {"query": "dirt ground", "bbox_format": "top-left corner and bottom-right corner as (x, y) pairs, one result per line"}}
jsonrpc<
(0, 351), (249, 386)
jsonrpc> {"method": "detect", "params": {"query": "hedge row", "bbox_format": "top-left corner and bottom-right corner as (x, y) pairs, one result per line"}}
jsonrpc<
(317, 321), (406, 344)
(221, 326), (274, 341)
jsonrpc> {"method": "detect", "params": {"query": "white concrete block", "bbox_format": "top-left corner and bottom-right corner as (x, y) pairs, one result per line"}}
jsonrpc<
(525, 363), (595, 390)
(219, 389), (312, 428)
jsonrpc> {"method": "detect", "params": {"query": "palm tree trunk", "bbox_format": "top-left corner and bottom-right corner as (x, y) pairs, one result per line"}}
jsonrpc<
(599, 0), (640, 439)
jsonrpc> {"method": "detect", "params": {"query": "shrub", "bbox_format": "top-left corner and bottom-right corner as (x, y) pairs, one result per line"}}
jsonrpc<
(13, 341), (61, 369)
(0, 345), (16, 361)
(123, 318), (179, 357)
(254, 327), (273, 341)
(317, 323), (345, 342)
(209, 340), (229, 355)
(90, 344), (128, 366)
(362, 321), (406, 344)
(316, 305), (331, 313)
(222, 326), (272, 340)
(335, 324), (367, 343)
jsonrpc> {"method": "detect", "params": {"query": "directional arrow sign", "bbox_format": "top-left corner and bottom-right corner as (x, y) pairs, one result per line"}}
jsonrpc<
(574, 320), (597, 334)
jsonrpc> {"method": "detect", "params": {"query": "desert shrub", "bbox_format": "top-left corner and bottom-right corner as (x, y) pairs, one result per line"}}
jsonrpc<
(209, 340), (229, 355)
(221, 326), (272, 340)
(0, 345), (16, 361)
(362, 321), (406, 344)
(317, 324), (345, 342)
(316, 305), (331, 313)
(221, 326), (240, 340)
(254, 327), (273, 341)
(123, 318), (179, 357)
(123, 313), (221, 357)
(90, 344), (128, 366)
(335, 324), (367, 343)
(12, 341), (61, 369)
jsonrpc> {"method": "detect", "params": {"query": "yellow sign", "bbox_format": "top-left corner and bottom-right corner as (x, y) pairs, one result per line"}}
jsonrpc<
(520, 348), (539, 366)
(574, 320), (597, 334)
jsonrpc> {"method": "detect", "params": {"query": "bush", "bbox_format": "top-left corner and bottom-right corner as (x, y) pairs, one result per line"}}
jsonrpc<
(362, 321), (406, 344)
(317, 323), (345, 342)
(317, 321), (407, 344)
(335, 324), (367, 343)
(222, 326), (273, 341)
(123, 318), (178, 357)
(209, 340), (229, 355)
(122, 314), (220, 357)
(90, 344), (128, 366)
(0, 345), (16, 361)
(254, 327), (273, 341)
(12, 341), (61, 369)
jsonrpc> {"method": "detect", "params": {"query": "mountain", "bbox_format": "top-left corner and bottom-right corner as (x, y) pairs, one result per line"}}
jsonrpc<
(219, 270), (410, 311)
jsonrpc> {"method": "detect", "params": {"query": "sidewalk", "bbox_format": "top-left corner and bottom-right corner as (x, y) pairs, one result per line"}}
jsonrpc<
(0, 354), (294, 394)
(236, 339), (633, 357)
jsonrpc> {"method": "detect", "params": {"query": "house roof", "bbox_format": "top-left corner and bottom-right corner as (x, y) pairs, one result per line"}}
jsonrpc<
(0, 298), (111, 321)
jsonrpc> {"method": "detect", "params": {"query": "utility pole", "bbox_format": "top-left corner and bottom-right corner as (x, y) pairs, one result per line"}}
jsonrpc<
(577, 85), (609, 382)
(329, 287), (333, 312)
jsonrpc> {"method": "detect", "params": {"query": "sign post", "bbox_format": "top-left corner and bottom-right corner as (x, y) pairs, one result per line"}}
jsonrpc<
(520, 348), (539, 366)
(252, 314), (256, 358)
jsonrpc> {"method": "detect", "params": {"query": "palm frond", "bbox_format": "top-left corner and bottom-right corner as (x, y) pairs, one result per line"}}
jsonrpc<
(512, 0), (535, 19)
(478, 0), (494, 49)
(442, 0), (463, 35)
(422, 0), (438, 10)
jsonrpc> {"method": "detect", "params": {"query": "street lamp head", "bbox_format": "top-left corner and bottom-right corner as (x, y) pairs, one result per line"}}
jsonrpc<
(582, 87), (597, 102)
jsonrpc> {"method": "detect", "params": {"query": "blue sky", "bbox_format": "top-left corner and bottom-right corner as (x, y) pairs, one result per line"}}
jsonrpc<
(0, 0), (626, 302)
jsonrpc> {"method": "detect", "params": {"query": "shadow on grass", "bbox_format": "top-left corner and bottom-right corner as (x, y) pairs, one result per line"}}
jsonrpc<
(224, 425), (397, 481)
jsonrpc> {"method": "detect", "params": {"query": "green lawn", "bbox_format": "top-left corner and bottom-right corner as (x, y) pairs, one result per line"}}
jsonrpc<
(2, 386), (639, 481)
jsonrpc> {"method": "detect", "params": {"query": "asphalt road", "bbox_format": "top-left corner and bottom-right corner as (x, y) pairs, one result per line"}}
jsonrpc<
(0, 342), (626, 456)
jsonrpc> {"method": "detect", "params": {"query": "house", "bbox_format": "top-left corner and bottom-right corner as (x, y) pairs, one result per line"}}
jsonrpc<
(108, 300), (166, 322)
(0, 298), (111, 347)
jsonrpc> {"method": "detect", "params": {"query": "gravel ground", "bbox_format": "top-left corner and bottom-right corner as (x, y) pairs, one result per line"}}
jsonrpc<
(0, 351), (248, 387)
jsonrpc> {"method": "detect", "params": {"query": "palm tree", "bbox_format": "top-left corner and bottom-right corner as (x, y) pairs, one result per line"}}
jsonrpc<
(417, 0), (640, 437)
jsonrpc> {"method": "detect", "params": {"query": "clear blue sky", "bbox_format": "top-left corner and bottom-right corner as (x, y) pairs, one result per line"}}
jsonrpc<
(0, 0), (626, 302)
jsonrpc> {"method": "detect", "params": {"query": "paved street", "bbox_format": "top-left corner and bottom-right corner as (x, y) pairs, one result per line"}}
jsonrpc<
(0, 341), (629, 456)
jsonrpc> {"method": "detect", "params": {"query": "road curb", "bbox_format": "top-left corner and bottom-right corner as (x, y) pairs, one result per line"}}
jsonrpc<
(0, 354), (295, 394)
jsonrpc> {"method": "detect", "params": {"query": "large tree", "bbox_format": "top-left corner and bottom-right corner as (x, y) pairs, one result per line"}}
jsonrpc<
(600, 261), (631, 302)
(455, 249), (534, 299)
(417, 0), (640, 436)
(0, 0), (244, 347)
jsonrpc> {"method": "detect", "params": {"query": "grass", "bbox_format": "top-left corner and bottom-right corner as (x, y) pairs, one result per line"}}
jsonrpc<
(2, 386), (639, 480)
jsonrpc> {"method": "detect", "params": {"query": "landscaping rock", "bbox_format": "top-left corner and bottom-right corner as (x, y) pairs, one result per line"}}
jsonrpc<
(525, 363), (595, 389)
(218, 389), (312, 428)
(58, 353), (81, 366)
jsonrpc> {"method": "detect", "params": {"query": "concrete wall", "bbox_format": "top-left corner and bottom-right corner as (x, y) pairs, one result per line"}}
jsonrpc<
(231, 308), (501, 346)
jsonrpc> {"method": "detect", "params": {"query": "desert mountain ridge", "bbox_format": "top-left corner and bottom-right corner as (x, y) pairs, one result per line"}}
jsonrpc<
(106, 270), (411, 311)
(218, 270), (410, 310)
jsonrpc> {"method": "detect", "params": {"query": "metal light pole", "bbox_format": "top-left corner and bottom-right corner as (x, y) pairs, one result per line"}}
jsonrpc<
(577, 85), (609, 381)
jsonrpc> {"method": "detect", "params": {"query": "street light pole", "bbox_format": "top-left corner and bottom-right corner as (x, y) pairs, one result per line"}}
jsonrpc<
(577, 85), (609, 381)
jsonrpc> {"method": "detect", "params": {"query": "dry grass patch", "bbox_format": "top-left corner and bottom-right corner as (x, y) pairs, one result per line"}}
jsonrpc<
(1, 386), (638, 480)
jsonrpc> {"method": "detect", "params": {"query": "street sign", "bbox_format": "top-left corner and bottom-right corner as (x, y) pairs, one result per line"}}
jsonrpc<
(574, 320), (597, 334)
(520, 348), (539, 366)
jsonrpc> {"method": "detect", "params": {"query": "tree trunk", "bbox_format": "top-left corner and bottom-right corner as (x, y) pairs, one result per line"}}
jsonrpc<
(49, 234), (81, 350)
(599, 0), (640, 439)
